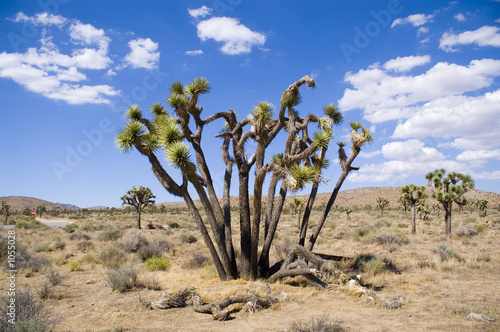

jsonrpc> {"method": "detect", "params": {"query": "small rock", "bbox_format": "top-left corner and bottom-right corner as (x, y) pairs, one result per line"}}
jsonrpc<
(86, 279), (96, 284)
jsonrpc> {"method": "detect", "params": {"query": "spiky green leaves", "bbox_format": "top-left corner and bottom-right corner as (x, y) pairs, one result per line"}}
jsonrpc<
(349, 122), (373, 150)
(167, 92), (189, 109)
(115, 121), (145, 153)
(185, 77), (210, 96)
(425, 169), (474, 204)
(287, 163), (321, 192)
(156, 115), (182, 146)
(401, 184), (427, 205)
(252, 101), (274, 122)
(170, 81), (184, 95)
(313, 130), (332, 149)
(281, 91), (301, 108)
(150, 102), (166, 117)
(166, 141), (191, 169)
(323, 104), (343, 124)
(126, 105), (143, 121)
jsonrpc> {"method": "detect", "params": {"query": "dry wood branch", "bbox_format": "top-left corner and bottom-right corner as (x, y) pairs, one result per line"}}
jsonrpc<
(150, 287), (200, 310)
(194, 294), (278, 321)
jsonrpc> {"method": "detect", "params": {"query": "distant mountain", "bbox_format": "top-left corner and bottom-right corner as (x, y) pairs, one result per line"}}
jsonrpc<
(0, 196), (80, 211)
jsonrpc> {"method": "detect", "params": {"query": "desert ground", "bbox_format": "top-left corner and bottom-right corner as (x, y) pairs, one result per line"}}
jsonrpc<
(1, 189), (499, 331)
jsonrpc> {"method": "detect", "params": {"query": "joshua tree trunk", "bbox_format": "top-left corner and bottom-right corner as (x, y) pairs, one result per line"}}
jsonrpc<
(411, 205), (416, 234)
(444, 203), (452, 235)
(137, 206), (142, 229)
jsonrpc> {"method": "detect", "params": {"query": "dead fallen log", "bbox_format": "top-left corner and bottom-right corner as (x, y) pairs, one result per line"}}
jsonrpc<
(194, 294), (278, 321)
(150, 287), (201, 310)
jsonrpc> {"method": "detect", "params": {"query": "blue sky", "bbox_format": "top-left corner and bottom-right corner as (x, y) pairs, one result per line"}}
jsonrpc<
(1, 0), (499, 208)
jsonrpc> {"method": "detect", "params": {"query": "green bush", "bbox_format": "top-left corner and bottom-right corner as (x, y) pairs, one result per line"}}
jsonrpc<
(180, 233), (197, 244)
(68, 261), (82, 272)
(144, 257), (171, 271)
(432, 244), (464, 262)
(76, 240), (94, 252)
(15, 220), (47, 230)
(474, 224), (487, 233)
(99, 228), (122, 241)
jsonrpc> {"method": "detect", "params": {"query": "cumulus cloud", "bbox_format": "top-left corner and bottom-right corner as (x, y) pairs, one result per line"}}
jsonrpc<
(382, 139), (444, 163)
(456, 149), (500, 165)
(392, 90), (500, 146)
(12, 11), (67, 26)
(185, 50), (203, 56)
(0, 12), (122, 104)
(123, 38), (160, 69)
(440, 26), (500, 52)
(338, 58), (500, 123)
(383, 55), (431, 72)
(391, 14), (434, 28)
(196, 17), (266, 55)
(188, 6), (212, 19)
(454, 13), (466, 21)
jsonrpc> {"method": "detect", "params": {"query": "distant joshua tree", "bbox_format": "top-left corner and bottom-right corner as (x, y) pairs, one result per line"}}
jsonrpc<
(36, 204), (46, 218)
(376, 197), (389, 215)
(474, 199), (488, 218)
(289, 197), (305, 228)
(121, 186), (156, 229)
(401, 184), (427, 234)
(1, 201), (11, 224)
(425, 169), (474, 235)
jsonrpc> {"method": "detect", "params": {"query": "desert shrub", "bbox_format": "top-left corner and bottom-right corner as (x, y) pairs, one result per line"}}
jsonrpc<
(53, 255), (67, 266)
(68, 261), (82, 272)
(106, 264), (138, 292)
(182, 253), (209, 269)
(15, 220), (47, 230)
(38, 281), (54, 300)
(474, 224), (487, 233)
(118, 229), (148, 253)
(54, 240), (66, 250)
(64, 223), (78, 233)
(0, 234), (9, 263)
(180, 233), (197, 244)
(45, 268), (63, 286)
(454, 227), (477, 238)
(432, 244), (464, 262)
(69, 233), (90, 241)
(100, 247), (127, 269)
(144, 257), (171, 271)
(168, 222), (180, 229)
(0, 288), (61, 332)
(80, 253), (100, 264)
(34, 243), (52, 253)
(138, 243), (164, 262)
(287, 315), (344, 332)
(99, 228), (122, 241)
(373, 232), (408, 252)
(15, 247), (51, 273)
(353, 254), (387, 276)
(76, 240), (94, 252)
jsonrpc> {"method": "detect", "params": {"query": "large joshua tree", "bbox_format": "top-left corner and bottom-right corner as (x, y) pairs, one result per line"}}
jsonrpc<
(121, 186), (156, 229)
(116, 75), (370, 280)
(401, 184), (427, 234)
(425, 169), (474, 235)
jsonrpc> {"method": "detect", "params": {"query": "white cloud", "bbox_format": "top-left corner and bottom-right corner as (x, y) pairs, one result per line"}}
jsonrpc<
(496, 18), (500, 24)
(456, 149), (500, 162)
(392, 90), (500, 147)
(438, 138), (497, 150)
(472, 170), (500, 180)
(358, 150), (381, 158)
(12, 12), (67, 26)
(383, 55), (430, 73)
(418, 26), (429, 34)
(188, 6), (212, 19)
(440, 26), (500, 52)
(454, 13), (466, 21)
(339, 58), (500, 123)
(391, 14), (434, 28)
(196, 17), (266, 55)
(123, 38), (160, 69)
(185, 50), (203, 56)
(69, 22), (110, 51)
(382, 139), (444, 163)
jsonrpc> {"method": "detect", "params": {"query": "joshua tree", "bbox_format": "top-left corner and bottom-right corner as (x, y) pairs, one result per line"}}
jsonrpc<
(425, 169), (474, 235)
(474, 199), (488, 218)
(1, 201), (11, 224)
(376, 197), (390, 215)
(398, 196), (409, 213)
(303, 122), (373, 251)
(121, 186), (156, 229)
(401, 184), (427, 234)
(116, 76), (368, 280)
(36, 205), (46, 218)
(416, 203), (431, 220)
(290, 197), (305, 228)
